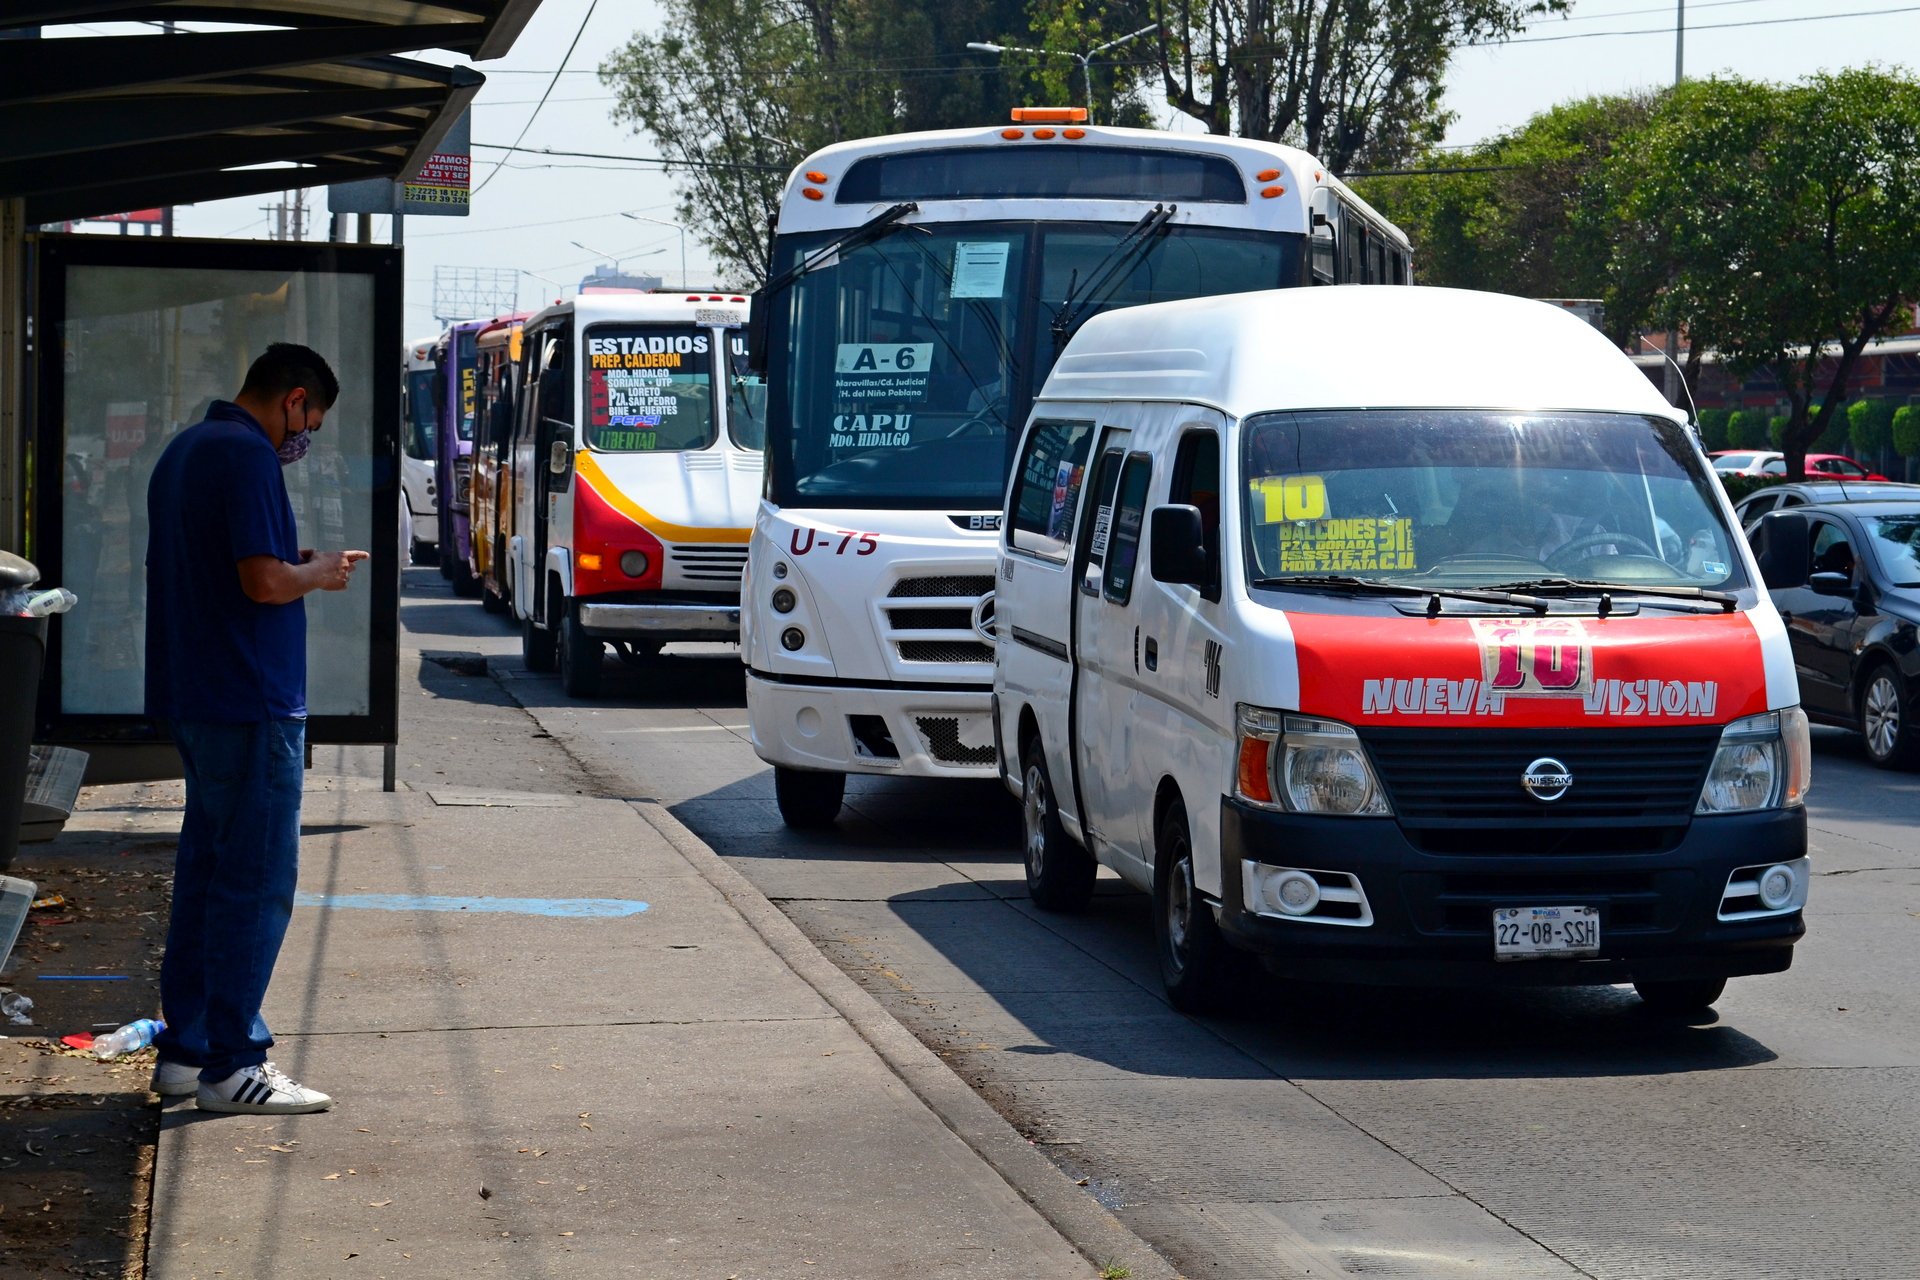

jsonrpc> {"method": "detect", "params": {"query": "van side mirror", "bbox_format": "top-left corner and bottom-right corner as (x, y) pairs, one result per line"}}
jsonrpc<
(745, 289), (769, 375)
(1750, 510), (1809, 588)
(1149, 505), (1210, 589)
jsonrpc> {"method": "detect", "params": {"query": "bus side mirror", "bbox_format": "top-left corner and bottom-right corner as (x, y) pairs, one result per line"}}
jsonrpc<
(1751, 511), (1809, 588)
(548, 437), (572, 479)
(745, 289), (769, 375)
(1149, 505), (1210, 589)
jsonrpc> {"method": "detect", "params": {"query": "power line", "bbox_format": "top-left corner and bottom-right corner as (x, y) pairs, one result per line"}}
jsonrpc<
(408, 201), (680, 239)
(473, 0), (600, 196)
(1482, 2), (1920, 45)
(472, 142), (789, 173)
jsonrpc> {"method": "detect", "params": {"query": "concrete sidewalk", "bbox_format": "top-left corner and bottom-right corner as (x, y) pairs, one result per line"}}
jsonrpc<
(135, 645), (1168, 1278)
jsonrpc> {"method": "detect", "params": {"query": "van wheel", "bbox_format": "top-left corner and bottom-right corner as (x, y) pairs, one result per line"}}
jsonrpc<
(775, 767), (844, 829)
(559, 602), (604, 698)
(1633, 977), (1726, 1015)
(1154, 801), (1238, 1014)
(1022, 740), (1094, 912)
(1859, 663), (1919, 769)
(521, 612), (557, 673)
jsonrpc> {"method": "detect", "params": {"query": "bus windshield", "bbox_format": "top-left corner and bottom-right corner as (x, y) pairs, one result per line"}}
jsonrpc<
(1242, 411), (1747, 592)
(727, 331), (767, 451)
(405, 369), (437, 459)
(768, 220), (1301, 509)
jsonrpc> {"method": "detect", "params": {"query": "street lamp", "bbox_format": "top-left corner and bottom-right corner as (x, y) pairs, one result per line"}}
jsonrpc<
(966, 22), (1158, 124)
(622, 213), (688, 291)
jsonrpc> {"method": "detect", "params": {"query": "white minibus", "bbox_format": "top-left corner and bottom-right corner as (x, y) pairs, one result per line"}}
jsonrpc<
(994, 287), (1810, 1014)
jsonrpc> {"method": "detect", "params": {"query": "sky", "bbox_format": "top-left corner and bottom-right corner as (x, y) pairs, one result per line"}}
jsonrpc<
(49, 0), (1920, 339)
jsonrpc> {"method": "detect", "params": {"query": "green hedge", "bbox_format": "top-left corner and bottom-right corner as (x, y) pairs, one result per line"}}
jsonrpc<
(1727, 409), (1770, 449)
(1697, 408), (1733, 451)
(1848, 397), (1897, 459)
(1768, 415), (1789, 447)
(1718, 473), (1786, 503)
(1894, 405), (1920, 460)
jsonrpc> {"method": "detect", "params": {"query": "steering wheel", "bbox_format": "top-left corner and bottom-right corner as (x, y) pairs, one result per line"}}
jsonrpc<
(1544, 531), (1660, 570)
(946, 399), (1010, 439)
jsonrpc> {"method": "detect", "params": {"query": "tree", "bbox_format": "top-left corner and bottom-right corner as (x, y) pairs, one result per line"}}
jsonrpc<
(1847, 397), (1897, 467)
(603, 0), (1041, 283)
(1602, 71), (1920, 480)
(1357, 93), (1649, 312)
(1894, 405), (1920, 463)
(1141, 0), (1567, 170)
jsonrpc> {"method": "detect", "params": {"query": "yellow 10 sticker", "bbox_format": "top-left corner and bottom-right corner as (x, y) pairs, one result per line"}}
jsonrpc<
(1251, 474), (1328, 523)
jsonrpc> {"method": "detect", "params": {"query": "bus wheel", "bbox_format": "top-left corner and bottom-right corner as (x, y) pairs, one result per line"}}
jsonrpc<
(521, 612), (557, 673)
(1023, 739), (1094, 912)
(410, 538), (435, 567)
(481, 584), (507, 614)
(451, 559), (482, 599)
(1633, 978), (1725, 1016)
(1154, 800), (1237, 1014)
(775, 767), (843, 829)
(559, 603), (604, 698)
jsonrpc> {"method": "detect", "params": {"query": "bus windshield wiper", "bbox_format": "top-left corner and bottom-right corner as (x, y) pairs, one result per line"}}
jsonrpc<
(1479, 578), (1739, 613)
(762, 202), (919, 298)
(1252, 574), (1550, 615)
(1051, 204), (1177, 353)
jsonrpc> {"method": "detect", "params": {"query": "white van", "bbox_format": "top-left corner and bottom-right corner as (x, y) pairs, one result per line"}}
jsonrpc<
(993, 287), (1811, 1013)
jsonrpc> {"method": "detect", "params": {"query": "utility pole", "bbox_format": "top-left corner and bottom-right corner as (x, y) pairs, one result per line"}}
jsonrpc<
(1663, 0), (1686, 408)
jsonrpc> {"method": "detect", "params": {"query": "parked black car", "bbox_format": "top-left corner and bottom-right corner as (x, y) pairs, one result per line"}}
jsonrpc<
(1733, 480), (1920, 530)
(1750, 502), (1920, 768)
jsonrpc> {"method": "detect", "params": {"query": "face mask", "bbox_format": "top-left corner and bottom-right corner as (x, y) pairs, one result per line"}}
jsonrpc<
(278, 403), (313, 466)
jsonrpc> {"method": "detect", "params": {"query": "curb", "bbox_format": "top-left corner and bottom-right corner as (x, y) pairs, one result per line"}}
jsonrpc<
(629, 798), (1183, 1280)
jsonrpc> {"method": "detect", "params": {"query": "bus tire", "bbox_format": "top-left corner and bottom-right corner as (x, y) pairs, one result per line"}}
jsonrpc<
(1154, 799), (1238, 1014)
(1022, 739), (1094, 913)
(1633, 977), (1726, 1015)
(451, 559), (482, 599)
(559, 602), (604, 698)
(481, 584), (507, 614)
(410, 538), (435, 567)
(521, 611), (557, 674)
(774, 766), (843, 829)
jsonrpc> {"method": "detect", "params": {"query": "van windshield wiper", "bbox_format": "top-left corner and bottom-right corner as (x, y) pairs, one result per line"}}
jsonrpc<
(1051, 204), (1177, 353)
(1251, 574), (1550, 615)
(762, 201), (919, 298)
(1479, 578), (1739, 614)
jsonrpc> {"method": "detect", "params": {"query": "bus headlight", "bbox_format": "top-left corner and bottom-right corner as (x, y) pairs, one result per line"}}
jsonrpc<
(1697, 708), (1810, 814)
(771, 586), (797, 614)
(1235, 707), (1391, 817)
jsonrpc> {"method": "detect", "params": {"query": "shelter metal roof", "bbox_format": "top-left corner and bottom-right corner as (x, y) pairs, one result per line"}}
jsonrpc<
(2, 2), (541, 223)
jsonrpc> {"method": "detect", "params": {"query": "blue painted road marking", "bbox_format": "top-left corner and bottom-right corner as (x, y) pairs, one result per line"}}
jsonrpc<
(293, 893), (648, 918)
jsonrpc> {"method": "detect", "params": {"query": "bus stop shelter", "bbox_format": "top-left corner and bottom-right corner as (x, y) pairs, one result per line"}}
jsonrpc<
(0, 3), (542, 787)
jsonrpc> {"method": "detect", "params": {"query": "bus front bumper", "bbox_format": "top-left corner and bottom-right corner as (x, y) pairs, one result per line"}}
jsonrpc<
(578, 601), (740, 643)
(745, 671), (997, 778)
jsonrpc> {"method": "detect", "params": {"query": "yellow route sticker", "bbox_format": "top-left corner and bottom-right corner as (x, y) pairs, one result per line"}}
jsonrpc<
(1251, 474), (1329, 523)
(1279, 517), (1416, 572)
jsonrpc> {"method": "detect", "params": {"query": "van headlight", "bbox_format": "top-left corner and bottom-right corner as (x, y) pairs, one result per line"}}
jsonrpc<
(1235, 706), (1391, 816)
(1697, 708), (1810, 814)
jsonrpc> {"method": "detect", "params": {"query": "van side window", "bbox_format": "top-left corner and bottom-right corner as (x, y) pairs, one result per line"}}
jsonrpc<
(1103, 455), (1153, 604)
(1170, 430), (1221, 594)
(1008, 419), (1095, 560)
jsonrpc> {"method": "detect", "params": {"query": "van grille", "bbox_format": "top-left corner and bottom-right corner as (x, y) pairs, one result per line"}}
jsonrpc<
(885, 574), (994, 666)
(1360, 726), (1720, 827)
(669, 543), (748, 586)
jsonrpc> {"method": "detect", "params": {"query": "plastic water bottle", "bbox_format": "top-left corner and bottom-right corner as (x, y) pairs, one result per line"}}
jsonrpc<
(93, 1018), (164, 1060)
(23, 588), (78, 617)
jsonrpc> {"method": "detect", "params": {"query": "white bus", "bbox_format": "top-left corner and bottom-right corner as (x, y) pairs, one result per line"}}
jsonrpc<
(402, 334), (440, 565)
(742, 109), (1411, 827)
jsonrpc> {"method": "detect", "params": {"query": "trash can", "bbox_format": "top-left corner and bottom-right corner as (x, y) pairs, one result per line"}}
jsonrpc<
(0, 550), (48, 874)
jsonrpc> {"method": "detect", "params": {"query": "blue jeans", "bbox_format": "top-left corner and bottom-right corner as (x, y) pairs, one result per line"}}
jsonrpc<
(156, 718), (304, 1080)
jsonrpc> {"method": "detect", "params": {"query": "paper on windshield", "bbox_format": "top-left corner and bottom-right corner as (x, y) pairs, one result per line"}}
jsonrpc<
(1278, 518), (1416, 573)
(951, 242), (1011, 298)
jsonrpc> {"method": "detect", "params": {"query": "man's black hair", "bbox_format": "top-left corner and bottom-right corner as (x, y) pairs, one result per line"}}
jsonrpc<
(241, 342), (340, 410)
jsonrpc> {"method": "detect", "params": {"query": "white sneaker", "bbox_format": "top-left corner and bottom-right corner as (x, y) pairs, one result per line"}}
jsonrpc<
(196, 1062), (333, 1114)
(150, 1060), (200, 1097)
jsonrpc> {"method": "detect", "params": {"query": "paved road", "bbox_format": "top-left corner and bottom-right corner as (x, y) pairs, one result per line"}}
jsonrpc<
(405, 568), (1920, 1279)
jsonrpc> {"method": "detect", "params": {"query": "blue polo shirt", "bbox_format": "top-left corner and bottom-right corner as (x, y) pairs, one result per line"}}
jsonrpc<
(145, 401), (307, 723)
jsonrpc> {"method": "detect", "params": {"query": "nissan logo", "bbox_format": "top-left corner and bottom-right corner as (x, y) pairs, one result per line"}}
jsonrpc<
(1522, 757), (1574, 803)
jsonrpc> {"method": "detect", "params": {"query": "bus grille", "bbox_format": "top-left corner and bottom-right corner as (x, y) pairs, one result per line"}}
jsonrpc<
(885, 575), (994, 666)
(914, 716), (997, 765)
(669, 544), (748, 586)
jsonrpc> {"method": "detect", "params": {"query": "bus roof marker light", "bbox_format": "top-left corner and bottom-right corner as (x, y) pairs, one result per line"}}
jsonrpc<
(1033, 128), (1056, 139)
(1010, 107), (1088, 123)
(1261, 185), (1285, 199)
(1001, 128), (1025, 140)
(802, 187), (824, 200)
(805, 170), (830, 183)
(1256, 168), (1281, 182)
(1063, 128), (1086, 140)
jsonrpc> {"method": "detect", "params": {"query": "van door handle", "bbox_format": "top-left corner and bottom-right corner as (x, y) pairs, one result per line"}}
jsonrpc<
(1144, 636), (1158, 671)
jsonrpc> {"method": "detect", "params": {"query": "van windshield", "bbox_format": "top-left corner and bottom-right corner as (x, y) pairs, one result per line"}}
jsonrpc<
(1241, 411), (1747, 592)
(582, 323), (717, 452)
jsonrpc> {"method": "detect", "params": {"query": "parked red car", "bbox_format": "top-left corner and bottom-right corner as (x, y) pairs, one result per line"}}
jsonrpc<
(1805, 454), (1891, 481)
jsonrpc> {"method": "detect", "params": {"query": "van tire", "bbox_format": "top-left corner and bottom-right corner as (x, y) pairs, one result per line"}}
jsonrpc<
(1022, 740), (1095, 912)
(521, 612), (558, 673)
(1633, 977), (1726, 1015)
(559, 602), (604, 698)
(775, 767), (844, 829)
(1154, 800), (1238, 1014)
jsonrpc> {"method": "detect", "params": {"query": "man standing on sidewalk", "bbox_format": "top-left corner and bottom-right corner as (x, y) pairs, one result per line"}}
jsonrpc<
(143, 343), (368, 1115)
